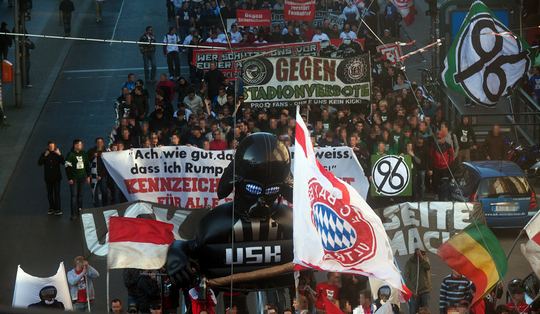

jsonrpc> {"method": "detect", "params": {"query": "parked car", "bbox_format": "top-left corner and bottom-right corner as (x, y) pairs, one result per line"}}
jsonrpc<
(450, 161), (538, 228)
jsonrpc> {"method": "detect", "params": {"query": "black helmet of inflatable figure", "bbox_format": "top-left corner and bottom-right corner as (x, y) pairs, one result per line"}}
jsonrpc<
(217, 132), (291, 221)
(39, 285), (58, 301)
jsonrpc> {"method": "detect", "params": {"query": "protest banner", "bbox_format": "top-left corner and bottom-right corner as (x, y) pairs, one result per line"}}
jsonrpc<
(236, 9), (271, 27)
(12, 263), (73, 310)
(102, 146), (368, 209)
(376, 202), (483, 256)
(103, 146), (234, 209)
(290, 145), (369, 198)
(370, 155), (412, 197)
(81, 201), (197, 256)
(376, 43), (403, 64)
(192, 42), (319, 78)
(284, 0), (316, 21)
(242, 55), (371, 108)
(271, 10), (344, 28)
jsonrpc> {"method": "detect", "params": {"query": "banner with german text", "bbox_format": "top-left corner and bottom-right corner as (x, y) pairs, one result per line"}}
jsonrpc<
(236, 9), (271, 27)
(284, 0), (316, 21)
(192, 42), (320, 79)
(242, 55), (371, 108)
(377, 202), (483, 256)
(102, 146), (368, 209)
(271, 10), (345, 28)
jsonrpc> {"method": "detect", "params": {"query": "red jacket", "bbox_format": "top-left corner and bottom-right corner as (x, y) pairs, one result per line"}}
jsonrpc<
(430, 142), (454, 170)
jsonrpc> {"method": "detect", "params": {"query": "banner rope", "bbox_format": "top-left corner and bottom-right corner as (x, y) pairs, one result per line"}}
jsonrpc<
(0, 31), (227, 49)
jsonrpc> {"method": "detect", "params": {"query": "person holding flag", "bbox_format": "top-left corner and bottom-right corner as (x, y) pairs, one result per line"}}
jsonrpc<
(67, 256), (99, 312)
(293, 108), (411, 299)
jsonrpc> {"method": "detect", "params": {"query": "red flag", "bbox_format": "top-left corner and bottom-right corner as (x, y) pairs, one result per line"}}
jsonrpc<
(236, 10), (271, 27)
(284, 0), (315, 21)
(108, 217), (175, 269)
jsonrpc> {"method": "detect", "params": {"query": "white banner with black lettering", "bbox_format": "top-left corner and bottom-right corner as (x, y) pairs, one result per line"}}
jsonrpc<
(378, 202), (483, 256)
(102, 145), (368, 209)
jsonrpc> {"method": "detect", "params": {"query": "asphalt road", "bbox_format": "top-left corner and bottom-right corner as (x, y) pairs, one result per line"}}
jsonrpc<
(0, 0), (173, 311)
(0, 1), (536, 313)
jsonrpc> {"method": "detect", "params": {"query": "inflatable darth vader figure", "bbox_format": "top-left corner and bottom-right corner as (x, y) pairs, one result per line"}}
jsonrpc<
(167, 133), (294, 290)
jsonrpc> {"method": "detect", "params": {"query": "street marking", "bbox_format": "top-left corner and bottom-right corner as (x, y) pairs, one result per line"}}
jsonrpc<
(110, 0), (125, 46)
(78, 76), (92, 79)
(67, 100), (83, 103)
(89, 100), (105, 102)
(97, 75), (113, 78)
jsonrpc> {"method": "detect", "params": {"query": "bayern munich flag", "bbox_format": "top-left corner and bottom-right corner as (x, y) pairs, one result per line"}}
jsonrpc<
(293, 110), (410, 297)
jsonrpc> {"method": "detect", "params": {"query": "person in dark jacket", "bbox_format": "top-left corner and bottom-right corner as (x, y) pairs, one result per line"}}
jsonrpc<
(484, 124), (506, 160)
(123, 268), (142, 310)
(65, 139), (90, 221)
(203, 62), (224, 100)
(454, 116), (477, 162)
(0, 22), (12, 60)
(404, 249), (432, 314)
(38, 141), (64, 215)
(136, 271), (161, 313)
(59, 0), (75, 36)
(414, 137), (429, 200)
(87, 137), (108, 207)
(139, 26), (156, 82)
(132, 86), (149, 121)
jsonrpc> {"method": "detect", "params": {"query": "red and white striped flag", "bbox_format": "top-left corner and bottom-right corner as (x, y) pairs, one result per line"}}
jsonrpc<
(525, 211), (540, 244)
(293, 109), (410, 298)
(522, 212), (540, 278)
(108, 217), (175, 269)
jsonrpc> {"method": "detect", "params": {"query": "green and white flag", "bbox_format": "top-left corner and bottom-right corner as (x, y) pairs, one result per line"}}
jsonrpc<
(441, 1), (531, 107)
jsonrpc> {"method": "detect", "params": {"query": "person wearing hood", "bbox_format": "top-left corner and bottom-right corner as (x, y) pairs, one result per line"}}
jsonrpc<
(65, 139), (90, 221)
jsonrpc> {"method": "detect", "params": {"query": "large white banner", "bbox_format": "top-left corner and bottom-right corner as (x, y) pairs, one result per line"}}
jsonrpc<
(12, 263), (73, 310)
(102, 145), (368, 209)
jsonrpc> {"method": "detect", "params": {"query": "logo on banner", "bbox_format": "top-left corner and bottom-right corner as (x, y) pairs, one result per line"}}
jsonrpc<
(337, 55), (370, 84)
(453, 13), (529, 105)
(242, 58), (273, 85)
(371, 155), (410, 196)
(308, 178), (376, 266)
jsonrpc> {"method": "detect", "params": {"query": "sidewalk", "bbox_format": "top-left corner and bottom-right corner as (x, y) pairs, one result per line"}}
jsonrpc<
(0, 0), (92, 200)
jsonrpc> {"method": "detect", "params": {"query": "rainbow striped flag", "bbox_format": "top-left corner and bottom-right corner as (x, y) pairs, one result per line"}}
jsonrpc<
(438, 223), (507, 304)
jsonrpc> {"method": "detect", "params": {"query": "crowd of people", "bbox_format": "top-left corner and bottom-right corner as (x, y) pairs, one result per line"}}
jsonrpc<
(25, 251), (538, 314)
(29, 0), (536, 313)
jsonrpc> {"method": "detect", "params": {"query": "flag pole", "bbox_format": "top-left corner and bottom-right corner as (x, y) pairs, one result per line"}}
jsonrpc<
(84, 274), (91, 312)
(506, 229), (525, 260)
(106, 269), (110, 313)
